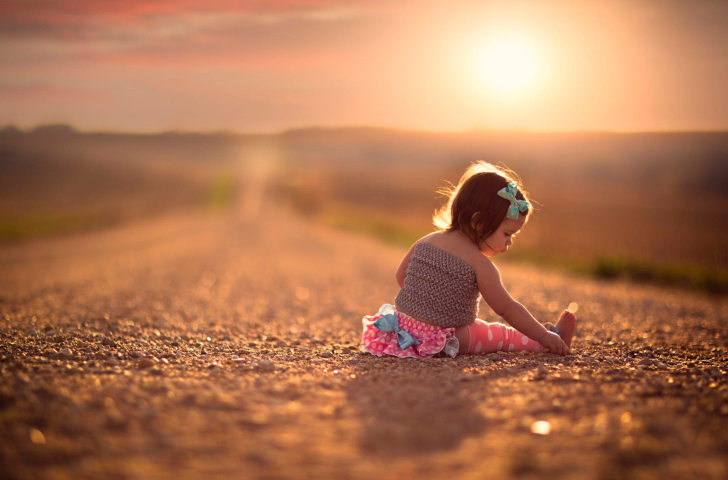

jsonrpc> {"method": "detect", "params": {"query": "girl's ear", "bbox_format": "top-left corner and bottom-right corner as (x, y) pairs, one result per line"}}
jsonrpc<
(470, 212), (481, 232)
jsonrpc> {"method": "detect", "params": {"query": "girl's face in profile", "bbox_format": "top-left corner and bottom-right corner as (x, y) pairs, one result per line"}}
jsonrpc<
(479, 215), (527, 257)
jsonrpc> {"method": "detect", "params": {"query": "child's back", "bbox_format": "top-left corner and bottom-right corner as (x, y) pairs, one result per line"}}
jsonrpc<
(394, 231), (484, 328)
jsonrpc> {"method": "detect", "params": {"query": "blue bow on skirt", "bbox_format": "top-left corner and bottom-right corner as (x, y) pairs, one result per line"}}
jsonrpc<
(372, 305), (421, 350)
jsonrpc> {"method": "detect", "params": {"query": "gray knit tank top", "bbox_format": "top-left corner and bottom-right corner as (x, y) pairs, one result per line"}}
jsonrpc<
(395, 242), (480, 328)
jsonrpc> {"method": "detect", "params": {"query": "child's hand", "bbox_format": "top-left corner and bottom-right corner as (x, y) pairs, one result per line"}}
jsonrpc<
(539, 331), (570, 356)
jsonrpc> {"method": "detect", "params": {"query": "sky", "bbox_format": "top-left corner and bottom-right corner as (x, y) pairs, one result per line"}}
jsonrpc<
(1, 0), (727, 133)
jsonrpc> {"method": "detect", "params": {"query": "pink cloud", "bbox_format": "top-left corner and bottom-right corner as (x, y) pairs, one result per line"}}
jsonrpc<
(0, 0), (376, 38)
(0, 0), (381, 69)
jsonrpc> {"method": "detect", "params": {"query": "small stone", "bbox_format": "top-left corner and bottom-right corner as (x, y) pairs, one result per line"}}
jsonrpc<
(102, 337), (117, 347)
(30, 428), (46, 444)
(60, 348), (72, 357)
(320, 351), (334, 358)
(130, 351), (143, 358)
(257, 360), (276, 372)
(138, 358), (155, 369)
(105, 409), (128, 430)
(637, 358), (653, 366)
(657, 363), (668, 370)
(149, 368), (163, 376)
(533, 365), (548, 381)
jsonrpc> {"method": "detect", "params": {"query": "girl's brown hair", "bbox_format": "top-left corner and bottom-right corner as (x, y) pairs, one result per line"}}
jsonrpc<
(433, 161), (532, 246)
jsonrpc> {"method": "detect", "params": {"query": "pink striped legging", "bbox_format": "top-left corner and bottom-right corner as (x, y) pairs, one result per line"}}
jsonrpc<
(465, 319), (543, 354)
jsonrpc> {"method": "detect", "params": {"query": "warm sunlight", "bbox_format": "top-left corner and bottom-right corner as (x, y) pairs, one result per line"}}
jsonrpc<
(476, 35), (542, 97)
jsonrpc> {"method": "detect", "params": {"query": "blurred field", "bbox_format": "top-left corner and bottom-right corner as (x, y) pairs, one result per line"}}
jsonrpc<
(272, 128), (728, 293)
(2, 125), (727, 292)
(0, 125), (245, 238)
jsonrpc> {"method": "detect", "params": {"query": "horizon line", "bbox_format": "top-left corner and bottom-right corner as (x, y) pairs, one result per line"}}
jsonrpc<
(3, 123), (728, 136)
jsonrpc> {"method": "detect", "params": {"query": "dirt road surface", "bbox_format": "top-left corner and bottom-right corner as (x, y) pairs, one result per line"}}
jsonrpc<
(1, 187), (727, 479)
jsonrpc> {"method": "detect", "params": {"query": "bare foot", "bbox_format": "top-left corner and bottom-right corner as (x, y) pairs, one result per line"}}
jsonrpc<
(555, 310), (577, 348)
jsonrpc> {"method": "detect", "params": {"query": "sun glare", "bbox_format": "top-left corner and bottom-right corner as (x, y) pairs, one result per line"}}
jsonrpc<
(477, 35), (542, 96)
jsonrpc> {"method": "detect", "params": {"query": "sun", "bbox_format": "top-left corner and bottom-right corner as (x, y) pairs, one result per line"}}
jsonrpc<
(477, 35), (542, 96)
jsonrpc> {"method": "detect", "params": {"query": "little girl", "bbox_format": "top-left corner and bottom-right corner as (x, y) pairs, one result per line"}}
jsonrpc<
(361, 161), (577, 358)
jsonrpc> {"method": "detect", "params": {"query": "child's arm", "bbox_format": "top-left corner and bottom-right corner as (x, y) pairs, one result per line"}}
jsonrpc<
(395, 243), (418, 289)
(475, 258), (550, 342)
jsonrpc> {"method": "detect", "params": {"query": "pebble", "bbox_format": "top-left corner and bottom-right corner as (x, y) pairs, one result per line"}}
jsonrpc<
(138, 358), (155, 369)
(320, 351), (334, 358)
(657, 363), (668, 370)
(60, 348), (72, 357)
(258, 360), (276, 372)
(102, 337), (117, 347)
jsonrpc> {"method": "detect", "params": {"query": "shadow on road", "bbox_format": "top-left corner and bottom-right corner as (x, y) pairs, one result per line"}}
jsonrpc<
(343, 361), (490, 457)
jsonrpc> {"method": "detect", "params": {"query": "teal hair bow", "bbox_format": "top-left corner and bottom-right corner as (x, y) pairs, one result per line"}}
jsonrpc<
(497, 182), (530, 220)
(372, 305), (420, 350)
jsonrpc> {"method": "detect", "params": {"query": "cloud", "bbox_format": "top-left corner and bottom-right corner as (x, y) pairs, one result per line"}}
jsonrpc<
(0, 0), (378, 68)
(0, 0), (371, 41)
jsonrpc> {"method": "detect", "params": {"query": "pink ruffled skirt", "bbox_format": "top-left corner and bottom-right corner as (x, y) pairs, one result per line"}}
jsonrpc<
(360, 304), (459, 358)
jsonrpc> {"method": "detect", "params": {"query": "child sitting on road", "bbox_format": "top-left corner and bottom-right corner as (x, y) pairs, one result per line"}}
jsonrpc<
(360, 161), (577, 358)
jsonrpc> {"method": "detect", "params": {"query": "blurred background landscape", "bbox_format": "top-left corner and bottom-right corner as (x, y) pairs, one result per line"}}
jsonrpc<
(1, 0), (727, 292)
(1, 125), (727, 293)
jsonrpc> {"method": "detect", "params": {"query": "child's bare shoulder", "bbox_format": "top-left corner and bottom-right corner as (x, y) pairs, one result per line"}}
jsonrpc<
(418, 230), (491, 272)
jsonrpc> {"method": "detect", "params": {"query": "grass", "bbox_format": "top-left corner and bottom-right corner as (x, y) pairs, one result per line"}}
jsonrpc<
(295, 204), (728, 296)
(318, 207), (425, 247)
(590, 256), (728, 295)
(204, 172), (238, 212)
(0, 173), (238, 241)
(0, 211), (116, 240)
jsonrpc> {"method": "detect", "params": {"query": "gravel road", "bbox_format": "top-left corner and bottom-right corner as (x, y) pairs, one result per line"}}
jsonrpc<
(1, 197), (727, 480)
